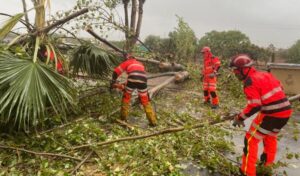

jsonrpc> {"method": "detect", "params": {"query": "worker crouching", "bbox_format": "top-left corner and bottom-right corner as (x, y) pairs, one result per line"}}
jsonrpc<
(110, 54), (157, 126)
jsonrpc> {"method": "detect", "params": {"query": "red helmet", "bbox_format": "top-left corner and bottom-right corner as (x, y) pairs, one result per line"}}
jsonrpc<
(230, 54), (253, 69)
(201, 46), (211, 53)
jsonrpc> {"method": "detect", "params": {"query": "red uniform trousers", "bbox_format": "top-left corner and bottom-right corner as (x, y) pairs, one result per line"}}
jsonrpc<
(241, 112), (291, 176)
(203, 76), (219, 105)
(122, 81), (149, 106)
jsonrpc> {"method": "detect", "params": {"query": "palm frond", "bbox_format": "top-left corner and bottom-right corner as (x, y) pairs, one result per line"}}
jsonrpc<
(0, 13), (24, 41)
(0, 50), (77, 131)
(70, 43), (121, 78)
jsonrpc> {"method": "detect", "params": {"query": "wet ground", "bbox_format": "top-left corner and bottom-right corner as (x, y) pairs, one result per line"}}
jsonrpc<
(229, 112), (300, 176)
(142, 75), (300, 175)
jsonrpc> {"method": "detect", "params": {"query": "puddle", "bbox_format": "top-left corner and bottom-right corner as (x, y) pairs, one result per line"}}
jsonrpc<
(178, 112), (300, 176)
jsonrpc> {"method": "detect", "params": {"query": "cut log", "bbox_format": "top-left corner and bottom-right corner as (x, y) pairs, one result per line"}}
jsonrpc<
(175, 71), (189, 83)
(147, 72), (177, 79)
(159, 62), (185, 72)
(148, 76), (176, 99)
(135, 57), (160, 65)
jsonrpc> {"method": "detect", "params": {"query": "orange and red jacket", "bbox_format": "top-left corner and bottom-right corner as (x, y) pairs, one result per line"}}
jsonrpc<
(113, 58), (147, 83)
(238, 68), (291, 120)
(202, 53), (221, 77)
(44, 51), (63, 72)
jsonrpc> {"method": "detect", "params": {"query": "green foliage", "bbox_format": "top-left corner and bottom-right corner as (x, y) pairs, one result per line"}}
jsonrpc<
(198, 30), (271, 62)
(0, 49), (77, 131)
(144, 35), (163, 52)
(198, 30), (251, 58)
(0, 13), (24, 41)
(143, 16), (198, 63)
(70, 42), (121, 78)
(168, 16), (198, 63)
(286, 40), (300, 63)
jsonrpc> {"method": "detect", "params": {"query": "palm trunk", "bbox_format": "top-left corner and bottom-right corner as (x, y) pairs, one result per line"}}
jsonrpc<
(34, 0), (46, 32)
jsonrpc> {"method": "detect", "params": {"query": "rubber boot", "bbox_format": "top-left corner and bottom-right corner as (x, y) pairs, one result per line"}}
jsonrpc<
(120, 102), (130, 121)
(211, 92), (219, 109)
(203, 90), (210, 105)
(143, 103), (157, 126)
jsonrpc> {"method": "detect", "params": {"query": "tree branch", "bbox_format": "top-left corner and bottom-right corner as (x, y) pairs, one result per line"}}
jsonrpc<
(72, 114), (236, 150)
(17, 8), (89, 43)
(0, 144), (82, 161)
(22, 0), (32, 32)
(70, 151), (93, 175)
(42, 8), (89, 34)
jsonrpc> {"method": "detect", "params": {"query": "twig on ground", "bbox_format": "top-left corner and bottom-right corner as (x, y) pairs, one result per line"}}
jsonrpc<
(70, 150), (94, 175)
(0, 145), (81, 161)
(73, 115), (236, 150)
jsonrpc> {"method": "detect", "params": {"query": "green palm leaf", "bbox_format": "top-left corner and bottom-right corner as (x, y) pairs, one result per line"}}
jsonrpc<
(70, 43), (121, 78)
(0, 13), (24, 41)
(0, 50), (77, 131)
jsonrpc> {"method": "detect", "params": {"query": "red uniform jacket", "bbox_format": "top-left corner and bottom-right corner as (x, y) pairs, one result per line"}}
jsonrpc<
(114, 58), (147, 83)
(239, 68), (291, 120)
(202, 55), (221, 77)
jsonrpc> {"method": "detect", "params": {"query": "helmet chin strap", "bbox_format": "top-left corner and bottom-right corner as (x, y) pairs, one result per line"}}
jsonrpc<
(239, 67), (251, 80)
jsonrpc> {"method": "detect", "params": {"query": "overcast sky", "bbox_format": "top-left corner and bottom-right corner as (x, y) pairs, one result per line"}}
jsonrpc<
(1, 0), (300, 48)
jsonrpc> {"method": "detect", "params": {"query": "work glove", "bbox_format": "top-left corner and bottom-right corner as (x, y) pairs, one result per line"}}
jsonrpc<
(232, 114), (245, 127)
(208, 73), (216, 78)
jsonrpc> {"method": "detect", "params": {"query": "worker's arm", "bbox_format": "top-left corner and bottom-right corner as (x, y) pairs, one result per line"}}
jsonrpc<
(238, 79), (262, 121)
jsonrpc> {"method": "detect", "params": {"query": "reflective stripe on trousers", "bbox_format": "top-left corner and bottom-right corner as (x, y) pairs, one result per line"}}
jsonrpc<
(241, 114), (275, 176)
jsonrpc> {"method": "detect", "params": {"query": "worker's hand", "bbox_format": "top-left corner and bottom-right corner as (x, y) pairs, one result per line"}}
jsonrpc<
(232, 115), (245, 127)
(208, 73), (215, 78)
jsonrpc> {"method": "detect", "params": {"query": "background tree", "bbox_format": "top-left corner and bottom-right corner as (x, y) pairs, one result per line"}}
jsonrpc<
(167, 16), (197, 63)
(144, 35), (162, 52)
(286, 40), (300, 63)
(198, 30), (271, 63)
(198, 30), (251, 59)
(267, 44), (276, 63)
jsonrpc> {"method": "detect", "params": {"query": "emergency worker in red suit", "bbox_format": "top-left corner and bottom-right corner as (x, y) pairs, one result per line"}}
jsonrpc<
(44, 50), (64, 74)
(201, 46), (221, 109)
(230, 54), (292, 176)
(110, 54), (157, 126)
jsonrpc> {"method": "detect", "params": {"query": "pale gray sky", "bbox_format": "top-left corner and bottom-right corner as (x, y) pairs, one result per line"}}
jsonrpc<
(1, 0), (300, 48)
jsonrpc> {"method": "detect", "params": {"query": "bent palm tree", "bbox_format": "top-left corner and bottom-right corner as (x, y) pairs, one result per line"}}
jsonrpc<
(0, 48), (77, 131)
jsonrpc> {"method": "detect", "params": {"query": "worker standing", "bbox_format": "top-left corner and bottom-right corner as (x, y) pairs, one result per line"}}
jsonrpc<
(230, 54), (292, 176)
(201, 46), (221, 109)
(110, 54), (157, 126)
